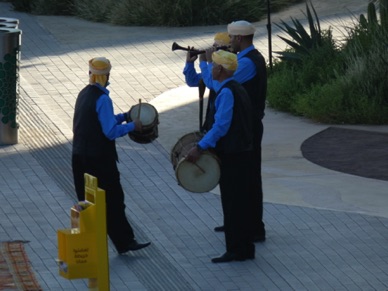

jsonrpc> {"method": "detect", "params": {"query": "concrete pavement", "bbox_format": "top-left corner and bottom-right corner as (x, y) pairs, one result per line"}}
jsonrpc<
(1, 0), (388, 290)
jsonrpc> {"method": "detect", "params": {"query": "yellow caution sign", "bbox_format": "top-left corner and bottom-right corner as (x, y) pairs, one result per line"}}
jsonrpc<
(57, 174), (110, 290)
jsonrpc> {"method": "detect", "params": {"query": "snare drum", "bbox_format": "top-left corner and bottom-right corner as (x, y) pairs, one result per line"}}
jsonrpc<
(171, 131), (220, 193)
(127, 126), (158, 144)
(127, 103), (159, 144)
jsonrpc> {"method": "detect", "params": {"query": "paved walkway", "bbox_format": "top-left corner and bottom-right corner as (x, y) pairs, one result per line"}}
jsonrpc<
(1, 0), (388, 290)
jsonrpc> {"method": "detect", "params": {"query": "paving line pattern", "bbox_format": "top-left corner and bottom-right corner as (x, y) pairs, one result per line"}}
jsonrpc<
(2, 1), (388, 290)
(18, 64), (195, 291)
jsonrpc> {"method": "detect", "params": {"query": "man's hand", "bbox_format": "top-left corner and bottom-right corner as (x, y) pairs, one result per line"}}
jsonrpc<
(199, 52), (207, 62)
(205, 47), (216, 63)
(185, 146), (202, 163)
(186, 46), (198, 63)
(133, 118), (143, 132)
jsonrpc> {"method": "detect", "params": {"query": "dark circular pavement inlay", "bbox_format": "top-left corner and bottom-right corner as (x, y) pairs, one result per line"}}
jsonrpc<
(301, 127), (388, 181)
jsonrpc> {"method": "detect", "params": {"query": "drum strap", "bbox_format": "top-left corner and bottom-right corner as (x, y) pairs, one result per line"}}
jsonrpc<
(198, 79), (206, 132)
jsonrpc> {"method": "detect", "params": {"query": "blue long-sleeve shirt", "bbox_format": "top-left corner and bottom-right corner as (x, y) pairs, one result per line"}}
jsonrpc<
(183, 62), (219, 90)
(94, 84), (135, 140)
(233, 45), (257, 83)
(195, 46), (259, 150)
(199, 45), (257, 87)
(197, 77), (235, 150)
(199, 61), (217, 91)
(183, 62), (201, 87)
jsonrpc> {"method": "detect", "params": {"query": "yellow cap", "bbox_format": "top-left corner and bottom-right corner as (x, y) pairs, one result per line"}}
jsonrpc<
(212, 50), (237, 71)
(213, 32), (230, 46)
(88, 57), (111, 86)
(89, 57), (111, 75)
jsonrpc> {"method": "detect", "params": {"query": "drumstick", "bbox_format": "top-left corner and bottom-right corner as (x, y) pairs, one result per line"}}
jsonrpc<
(194, 162), (206, 174)
(137, 99), (142, 119)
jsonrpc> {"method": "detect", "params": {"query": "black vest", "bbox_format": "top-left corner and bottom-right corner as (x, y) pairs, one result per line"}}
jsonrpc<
(202, 89), (217, 133)
(242, 49), (267, 123)
(211, 80), (253, 154)
(72, 85), (118, 160)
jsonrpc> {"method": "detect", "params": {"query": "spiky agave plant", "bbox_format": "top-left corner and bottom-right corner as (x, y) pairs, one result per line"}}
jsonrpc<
(274, 0), (323, 62)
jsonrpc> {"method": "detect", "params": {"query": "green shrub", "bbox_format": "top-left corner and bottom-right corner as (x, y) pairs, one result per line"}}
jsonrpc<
(341, 36), (388, 104)
(291, 77), (388, 124)
(73, 0), (111, 22)
(268, 26), (343, 113)
(108, 0), (159, 26)
(275, 0), (322, 62)
(267, 60), (301, 112)
(292, 81), (345, 123)
(32, 0), (74, 15)
(108, 0), (269, 27)
(269, 0), (304, 13)
(9, 0), (304, 27)
(341, 7), (388, 114)
(268, 0), (388, 124)
(9, 0), (74, 15)
(9, 0), (306, 26)
(105, 0), (193, 26)
(8, 0), (31, 12)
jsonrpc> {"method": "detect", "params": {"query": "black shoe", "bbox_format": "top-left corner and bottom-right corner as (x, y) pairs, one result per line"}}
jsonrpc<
(118, 240), (151, 254)
(214, 225), (225, 232)
(254, 234), (266, 243)
(211, 252), (246, 263)
(245, 253), (255, 260)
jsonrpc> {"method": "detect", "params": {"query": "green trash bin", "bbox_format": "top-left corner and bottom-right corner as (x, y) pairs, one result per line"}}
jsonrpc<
(0, 27), (22, 145)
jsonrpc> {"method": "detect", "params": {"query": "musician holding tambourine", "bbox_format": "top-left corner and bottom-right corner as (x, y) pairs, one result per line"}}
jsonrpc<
(72, 57), (151, 254)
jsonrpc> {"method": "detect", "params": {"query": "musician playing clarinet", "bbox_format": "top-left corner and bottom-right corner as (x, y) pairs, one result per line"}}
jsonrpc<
(200, 21), (267, 243)
(182, 32), (231, 133)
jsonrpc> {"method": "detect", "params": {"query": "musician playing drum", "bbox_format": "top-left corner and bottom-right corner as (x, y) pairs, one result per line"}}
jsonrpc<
(186, 50), (256, 263)
(72, 57), (151, 254)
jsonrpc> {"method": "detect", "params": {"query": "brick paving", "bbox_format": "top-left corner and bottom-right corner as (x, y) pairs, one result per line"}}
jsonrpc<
(1, 1), (388, 290)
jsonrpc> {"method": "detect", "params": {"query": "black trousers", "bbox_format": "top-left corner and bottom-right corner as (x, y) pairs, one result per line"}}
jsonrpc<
(252, 120), (265, 237)
(72, 154), (135, 252)
(218, 151), (255, 257)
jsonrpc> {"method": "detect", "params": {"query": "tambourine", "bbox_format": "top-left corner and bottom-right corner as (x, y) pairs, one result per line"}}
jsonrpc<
(127, 101), (159, 144)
